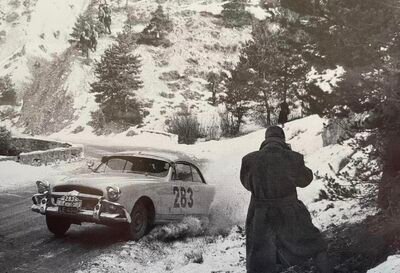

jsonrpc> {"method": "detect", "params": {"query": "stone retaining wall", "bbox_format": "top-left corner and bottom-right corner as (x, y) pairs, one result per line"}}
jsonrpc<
(18, 146), (83, 166)
(11, 137), (71, 153)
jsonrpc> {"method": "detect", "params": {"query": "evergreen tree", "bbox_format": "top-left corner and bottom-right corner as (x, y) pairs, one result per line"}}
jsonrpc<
(138, 5), (173, 47)
(90, 38), (143, 125)
(230, 19), (309, 125)
(221, 0), (252, 28)
(220, 61), (257, 135)
(70, 14), (104, 40)
(0, 75), (17, 105)
(280, 0), (400, 211)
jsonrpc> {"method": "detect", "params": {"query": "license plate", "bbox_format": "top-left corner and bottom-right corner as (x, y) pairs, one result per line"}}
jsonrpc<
(57, 195), (82, 209)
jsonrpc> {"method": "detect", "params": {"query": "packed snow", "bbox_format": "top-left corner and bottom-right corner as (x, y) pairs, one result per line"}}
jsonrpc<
(0, 160), (85, 191)
(367, 255), (400, 273)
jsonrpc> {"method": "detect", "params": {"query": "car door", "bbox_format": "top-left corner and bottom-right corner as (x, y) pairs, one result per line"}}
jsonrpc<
(155, 164), (182, 219)
(188, 164), (214, 215)
(174, 162), (214, 216)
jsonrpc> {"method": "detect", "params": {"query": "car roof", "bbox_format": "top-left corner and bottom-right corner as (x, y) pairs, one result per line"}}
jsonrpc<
(104, 150), (197, 165)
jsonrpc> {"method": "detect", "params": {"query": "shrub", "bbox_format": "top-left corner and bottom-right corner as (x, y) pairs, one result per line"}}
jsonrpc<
(0, 126), (12, 155)
(167, 110), (202, 144)
(138, 5), (173, 47)
(315, 172), (359, 201)
(87, 109), (106, 135)
(200, 116), (221, 141)
(71, 126), (84, 134)
(219, 111), (239, 137)
(6, 12), (19, 23)
(0, 75), (17, 105)
(221, 0), (252, 28)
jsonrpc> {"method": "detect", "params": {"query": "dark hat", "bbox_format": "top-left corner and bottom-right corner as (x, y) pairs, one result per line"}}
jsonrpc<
(265, 126), (285, 140)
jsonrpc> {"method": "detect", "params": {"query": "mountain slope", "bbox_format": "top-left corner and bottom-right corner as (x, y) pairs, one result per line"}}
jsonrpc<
(2, 0), (256, 135)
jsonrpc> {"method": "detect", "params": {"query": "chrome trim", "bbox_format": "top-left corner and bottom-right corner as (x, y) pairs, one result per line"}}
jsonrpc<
(51, 191), (101, 199)
(31, 191), (131, 224)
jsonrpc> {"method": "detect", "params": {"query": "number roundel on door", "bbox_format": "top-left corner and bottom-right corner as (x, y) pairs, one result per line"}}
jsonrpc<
(173, 186), (194, 208)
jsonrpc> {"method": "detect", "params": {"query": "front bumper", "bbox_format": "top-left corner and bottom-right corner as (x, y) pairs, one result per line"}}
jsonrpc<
(31, 192), (131, 224)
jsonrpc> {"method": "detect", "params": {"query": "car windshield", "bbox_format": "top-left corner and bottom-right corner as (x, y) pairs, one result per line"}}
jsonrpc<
(96, 156), (170, 177)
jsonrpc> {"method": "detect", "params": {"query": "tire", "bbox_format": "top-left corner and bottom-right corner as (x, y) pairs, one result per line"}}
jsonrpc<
(46, 215), (71, 237)
(128, 200), (152, 241)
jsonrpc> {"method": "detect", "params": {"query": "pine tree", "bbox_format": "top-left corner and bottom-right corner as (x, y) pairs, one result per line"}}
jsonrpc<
(281, 0), (400, 211)
(138, 5), (173, 46)
(0, 75), (17, 105)
(221, 0), (252, 28)
(90, 39), (143, 125)
(231, 19), (309, 125)
(220, 61), (257, 135)
(70, 14), (104, 40)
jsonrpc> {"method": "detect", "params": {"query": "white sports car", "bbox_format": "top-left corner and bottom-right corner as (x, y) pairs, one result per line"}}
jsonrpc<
(32, 151), (215, 240)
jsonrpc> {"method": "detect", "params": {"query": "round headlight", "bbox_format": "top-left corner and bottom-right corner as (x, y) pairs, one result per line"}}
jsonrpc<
(36, 180), (50, 194)
(106, 186), (121, 202)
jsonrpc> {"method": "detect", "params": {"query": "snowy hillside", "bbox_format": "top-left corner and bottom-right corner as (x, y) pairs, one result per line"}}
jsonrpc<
(0, 0), (263, 136)
(0, 0), (90, 87)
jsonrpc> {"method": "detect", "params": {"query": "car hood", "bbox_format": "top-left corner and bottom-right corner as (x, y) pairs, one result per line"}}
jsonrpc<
(53, 172), (162, 192)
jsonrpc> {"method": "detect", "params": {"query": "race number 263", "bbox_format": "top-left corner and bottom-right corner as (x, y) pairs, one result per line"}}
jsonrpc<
(173, 186), (193, 208)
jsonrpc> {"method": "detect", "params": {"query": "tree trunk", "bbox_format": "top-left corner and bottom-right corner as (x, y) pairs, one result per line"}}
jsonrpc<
(267, 109), (271, 126)
(378, 130), (400, 214)
(211, 82), (216, 106)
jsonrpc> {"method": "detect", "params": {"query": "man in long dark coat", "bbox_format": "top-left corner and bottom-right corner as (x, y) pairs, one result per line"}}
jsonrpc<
(240, 126), (332, 273)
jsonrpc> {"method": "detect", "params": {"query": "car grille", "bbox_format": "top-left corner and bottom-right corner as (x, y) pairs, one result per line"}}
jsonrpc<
(52, 185), (103, 210)
(53, 185), (104, 196)
(81, 199), (99, 210)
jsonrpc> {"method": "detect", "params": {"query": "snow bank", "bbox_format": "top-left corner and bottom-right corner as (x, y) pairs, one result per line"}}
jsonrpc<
(367, 255), (400, 273)
(0, 161), (54, 191)
(0, 160), (85, 191)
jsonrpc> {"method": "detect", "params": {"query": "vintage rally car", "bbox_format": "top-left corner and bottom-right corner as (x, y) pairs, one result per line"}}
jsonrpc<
(31, 150), (215, 240)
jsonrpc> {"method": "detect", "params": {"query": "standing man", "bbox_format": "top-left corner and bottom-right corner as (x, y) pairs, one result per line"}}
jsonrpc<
(98, 3), (105, 25)
(90, 25), (98, 52)
(103, 4), (112, 34)
(79, 28), (91, 58)
(278, 100), (290, 128)
(240, 126), (332, 273)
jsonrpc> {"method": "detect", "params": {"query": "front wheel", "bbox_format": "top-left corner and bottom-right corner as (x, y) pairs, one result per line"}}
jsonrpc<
(127, 201), (152, 240)
(46, 215), (71, 237)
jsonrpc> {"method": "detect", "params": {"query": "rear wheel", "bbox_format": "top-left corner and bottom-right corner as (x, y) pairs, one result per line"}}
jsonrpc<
(46, 215), (71, 237)
(128, 200), (153, 240)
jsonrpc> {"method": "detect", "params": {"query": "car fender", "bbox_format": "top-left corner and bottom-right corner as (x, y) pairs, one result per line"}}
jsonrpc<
(117, 183), (162, 216)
